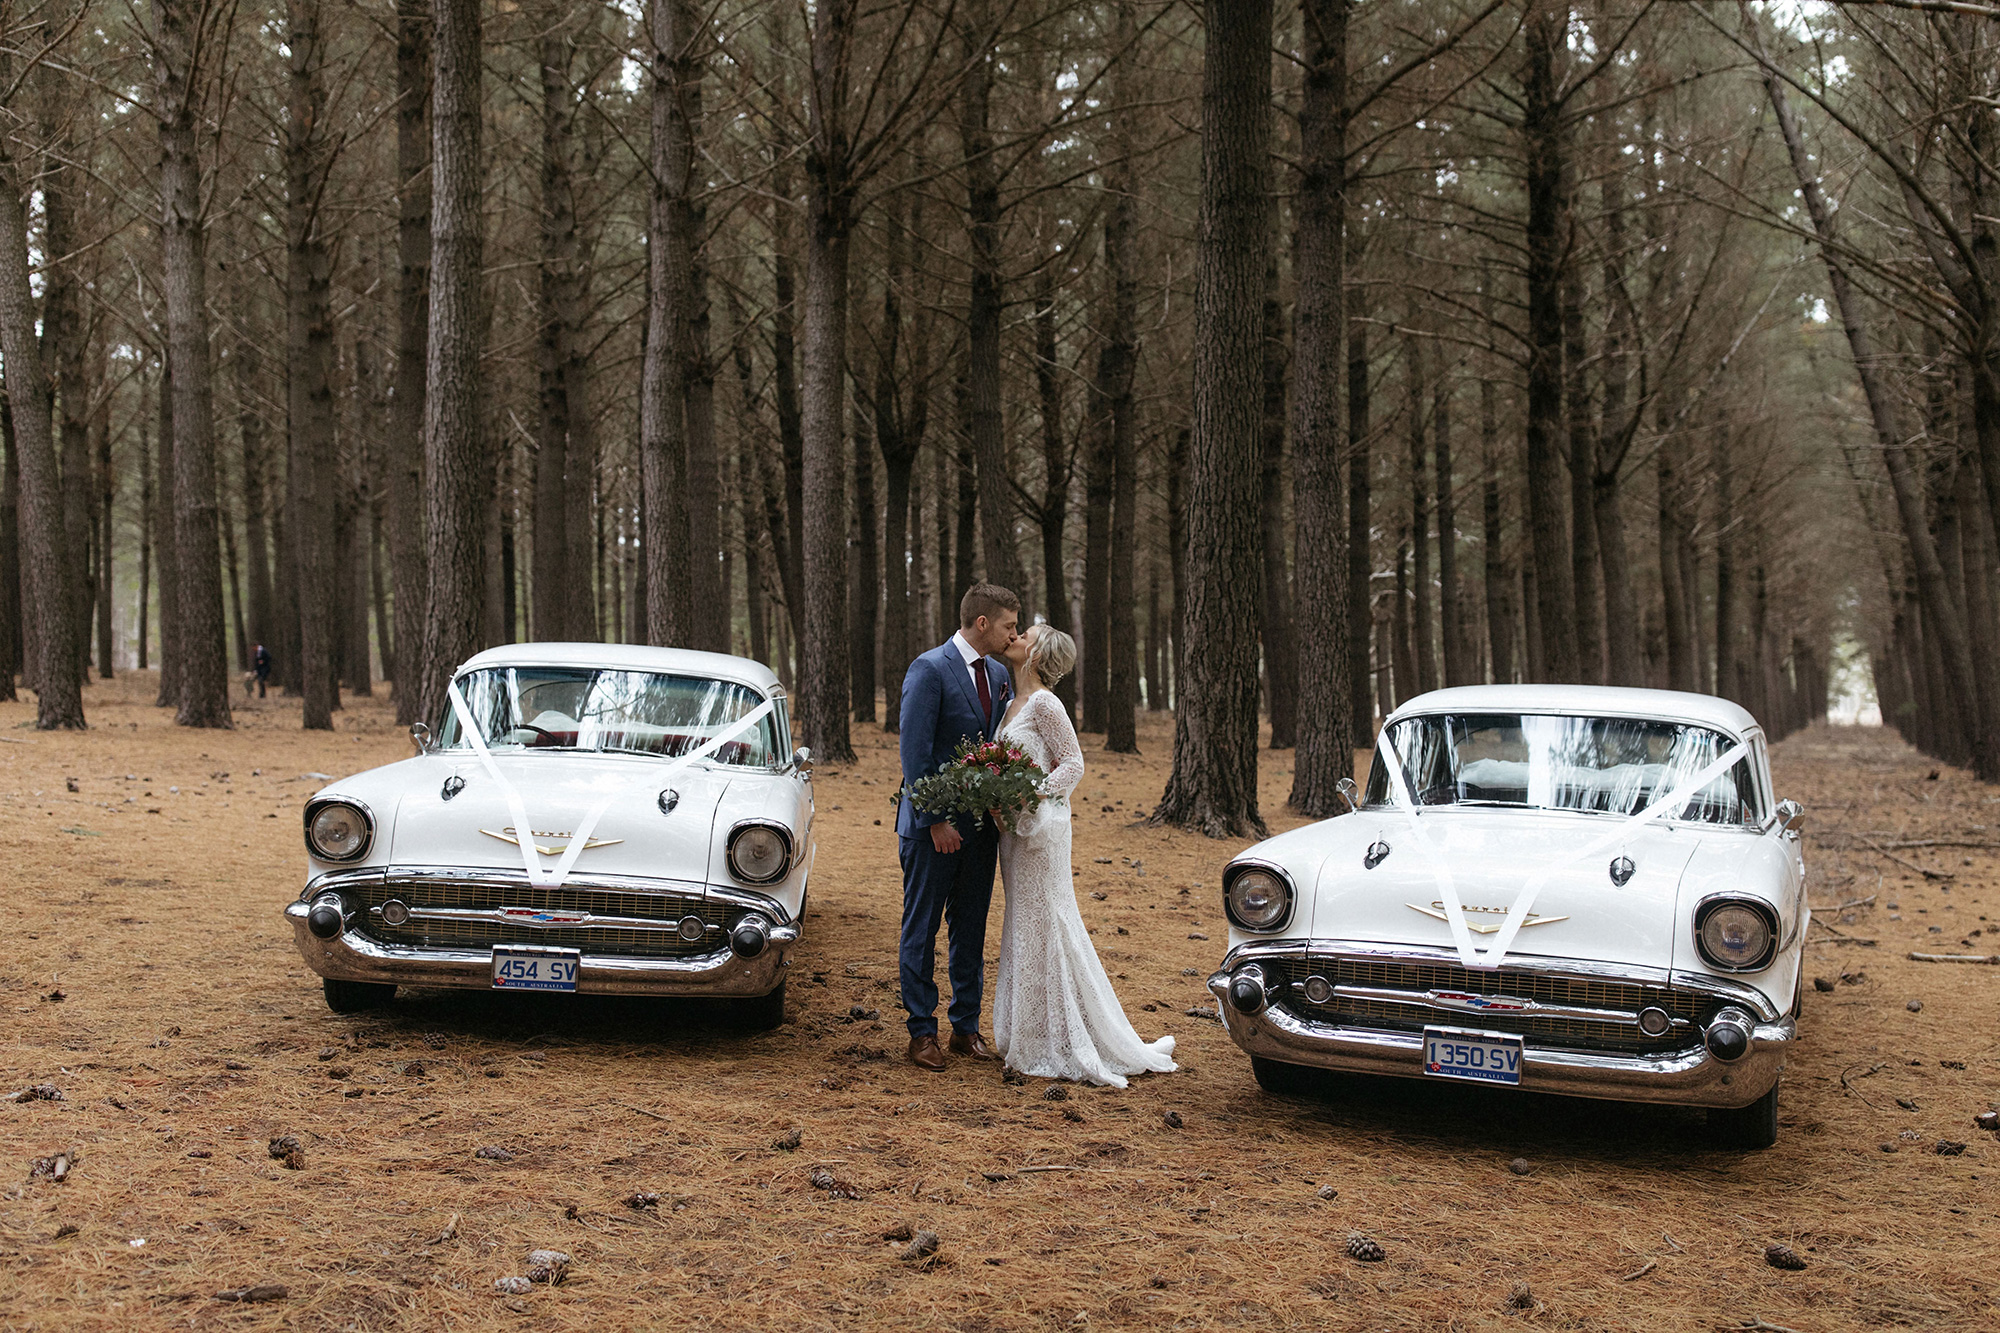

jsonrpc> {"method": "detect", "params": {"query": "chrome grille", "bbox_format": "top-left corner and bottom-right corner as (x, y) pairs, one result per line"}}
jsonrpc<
(1261, 954), (1712, 1054)
(350, 877), (732, 959)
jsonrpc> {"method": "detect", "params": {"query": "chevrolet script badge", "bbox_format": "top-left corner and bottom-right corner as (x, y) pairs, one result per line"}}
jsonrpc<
(1405, 901), (1569, 934)
(481, 827), (624, 856)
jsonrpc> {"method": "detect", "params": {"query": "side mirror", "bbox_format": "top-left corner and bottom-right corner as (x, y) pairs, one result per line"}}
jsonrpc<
(793, 746), (813, 776)
(409, 722), (432, 755)
(1336, 776), (1362, 815)
(1775, 798), (1804, 834)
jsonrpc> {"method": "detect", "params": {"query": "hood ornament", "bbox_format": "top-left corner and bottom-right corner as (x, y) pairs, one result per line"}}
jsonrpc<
(442, 775), (465, 801)
(1364, 839), (1392, 869)
(1406, 902), (1569, 934)
(1609, 855), (1636, 887)
(481, 827), (624, 856)
(658, 788), (680, 814)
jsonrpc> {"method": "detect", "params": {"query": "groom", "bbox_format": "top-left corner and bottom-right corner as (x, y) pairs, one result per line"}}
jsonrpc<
(895, 582), (1020, 1071)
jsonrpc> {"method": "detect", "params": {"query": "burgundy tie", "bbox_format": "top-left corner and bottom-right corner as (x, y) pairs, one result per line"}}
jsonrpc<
(974, 659), (992, 725)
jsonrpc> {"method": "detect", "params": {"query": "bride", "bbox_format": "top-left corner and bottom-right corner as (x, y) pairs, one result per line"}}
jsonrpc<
(991, 624), (1176, 1087)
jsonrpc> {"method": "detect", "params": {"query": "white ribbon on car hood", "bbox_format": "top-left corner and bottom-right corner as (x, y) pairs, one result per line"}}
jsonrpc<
(1375, 729), (1750, 970)
(446, 679), (776, 890)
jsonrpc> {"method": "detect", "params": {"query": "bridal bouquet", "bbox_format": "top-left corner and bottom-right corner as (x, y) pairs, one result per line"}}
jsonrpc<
(895, 738), (1046, 833)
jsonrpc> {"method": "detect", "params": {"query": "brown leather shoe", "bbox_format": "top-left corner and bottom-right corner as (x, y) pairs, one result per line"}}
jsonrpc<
(948, 1030), (997, 1061)
(907, 1033), (946, 1071)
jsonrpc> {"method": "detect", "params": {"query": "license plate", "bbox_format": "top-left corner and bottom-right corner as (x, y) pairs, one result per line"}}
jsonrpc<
(491, 946), (580, 992)
(1423, 1026), (1523, 1085)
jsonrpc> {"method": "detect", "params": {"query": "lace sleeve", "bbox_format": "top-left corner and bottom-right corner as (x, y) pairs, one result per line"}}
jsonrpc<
(1031, 693), (1085, 802)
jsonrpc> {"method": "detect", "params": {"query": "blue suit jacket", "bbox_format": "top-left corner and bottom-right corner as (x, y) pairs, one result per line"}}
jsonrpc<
(897, 640), (1013, 838)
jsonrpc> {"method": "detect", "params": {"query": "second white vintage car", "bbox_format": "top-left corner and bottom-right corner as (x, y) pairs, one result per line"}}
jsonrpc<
(1210, 685), (1806, 1148)
(284, 643), (813, 1028)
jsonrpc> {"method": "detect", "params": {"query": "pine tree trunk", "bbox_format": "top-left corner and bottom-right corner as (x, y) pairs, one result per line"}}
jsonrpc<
(1102, 73), (1140, 754)
(933, 437), (953, 643)
(1521, 0), (1578, 683)
(1480, 373), (1516, 684)
(94, 401), (114, 679)
(388, 0), (430, 717)
(641, 0), (693, 647)
(1080, 396), (1112, 729)
(0, 91), (84, 726)
(39, 67), (91, 692)
(676, 0), (723, 654)
(797, 0), (858, 764)
(1713, 428), (1737, 703)
(876, 195), (928, 732)
(1346, 319), (1372, 743)
(1405, 334), (1436, 695)
(535, 14), (574, 643)
(155, 0), (231, 727)
(1434, 362), (1470, 686)
(1258, 227), (1296, 749)
(287, 0), (336, 729)
(0, 401), (19, 698)
(1031, 263), (1077, 718)
(770, 172), (807, 650)
(1152, 0), (1270, 838)
(415, 0), (487, 725)
(1563, 265), (1603, 684)
(1656, 444), (1695, 691)
(960, 0), (1021, 594)
(850, 414), (878, 722)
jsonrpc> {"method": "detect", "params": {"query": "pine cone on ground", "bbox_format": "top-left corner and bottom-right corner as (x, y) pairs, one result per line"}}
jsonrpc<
(1764, 1244), (1807, 1271)
(1346, 1233), (1385, 1263)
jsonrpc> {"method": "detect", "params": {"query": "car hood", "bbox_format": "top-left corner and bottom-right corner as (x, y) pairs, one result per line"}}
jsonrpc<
(1302, 807), (1705, 968)
(385, 753), (736, 883)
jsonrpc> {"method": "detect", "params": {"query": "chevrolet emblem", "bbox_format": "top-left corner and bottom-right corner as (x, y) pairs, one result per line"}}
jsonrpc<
(1405, 902), (1568, 933)
(481, 827), (624, 856)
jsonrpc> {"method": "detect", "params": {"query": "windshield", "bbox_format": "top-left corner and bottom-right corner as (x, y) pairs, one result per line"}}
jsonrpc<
(438, 666), (784, 767)
(1363, 712), (1765, 827)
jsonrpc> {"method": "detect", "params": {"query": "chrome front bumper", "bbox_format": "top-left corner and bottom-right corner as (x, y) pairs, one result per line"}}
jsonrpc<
(284, 899), (797, 998)
(1206, 942), (1793, 1109)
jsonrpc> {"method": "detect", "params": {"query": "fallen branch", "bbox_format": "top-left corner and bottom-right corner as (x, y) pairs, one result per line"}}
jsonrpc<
(1858, 836), (1954, 879)
(1016, 1164), (1084, 1174)
(1729, 1321), (1801, 1333)
(616, 1103), (670, 1122)
(1908, 952), (2000, 965)
(1840, 1061), (1887, 1109)
(1809, 895), (1876, 913)
(1620, 1258), (1658, 1281)
(0, 735), (36, 744)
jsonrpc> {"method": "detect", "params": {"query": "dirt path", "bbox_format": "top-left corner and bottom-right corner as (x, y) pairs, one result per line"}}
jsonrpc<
(2, 674), (1995, 1330)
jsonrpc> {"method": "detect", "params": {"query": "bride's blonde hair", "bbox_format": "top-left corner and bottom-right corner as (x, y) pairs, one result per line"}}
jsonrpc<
(1028, 625), (1077, 686)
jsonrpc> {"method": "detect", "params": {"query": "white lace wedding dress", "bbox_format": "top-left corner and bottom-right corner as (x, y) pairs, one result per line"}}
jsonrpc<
(993, 689), (1177, 1087)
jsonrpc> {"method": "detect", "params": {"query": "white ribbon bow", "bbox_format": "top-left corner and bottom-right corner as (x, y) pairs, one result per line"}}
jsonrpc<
(1374, 728), (1751, 970)
(446, 679), (777, 890)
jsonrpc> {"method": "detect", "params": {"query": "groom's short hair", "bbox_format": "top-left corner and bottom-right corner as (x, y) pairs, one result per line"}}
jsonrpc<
(959, 582), (1020, 628)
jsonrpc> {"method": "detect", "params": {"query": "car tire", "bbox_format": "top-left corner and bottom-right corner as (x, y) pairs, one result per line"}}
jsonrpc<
(1707, 1079), (1780, 1150)
(728, 979), (787, 1031)
(1250, 1055), (1318, 1097)
(323, 977), (396, 1013)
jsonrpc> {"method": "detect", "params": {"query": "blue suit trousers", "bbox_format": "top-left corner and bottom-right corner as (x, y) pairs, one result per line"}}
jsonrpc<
(898, 821), (999, 1038)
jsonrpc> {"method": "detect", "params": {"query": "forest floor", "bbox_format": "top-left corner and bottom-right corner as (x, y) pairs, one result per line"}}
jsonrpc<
(1, 672), (1996, 1331)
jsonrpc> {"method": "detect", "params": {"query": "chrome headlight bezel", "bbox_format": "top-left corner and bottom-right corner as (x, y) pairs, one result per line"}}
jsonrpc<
(304, 798), (374, 863)
(1223, 860), (1295, 933)
(727, 821), (793, 885)
(1692, 895), (1779, 972)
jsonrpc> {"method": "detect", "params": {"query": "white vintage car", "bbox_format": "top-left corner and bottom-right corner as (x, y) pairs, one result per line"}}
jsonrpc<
(1210, 685), (1806, 1148)
(284, 643), (813, 1028)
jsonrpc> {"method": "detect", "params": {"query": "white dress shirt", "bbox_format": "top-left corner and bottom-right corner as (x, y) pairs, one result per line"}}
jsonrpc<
(950, 631), (989, 708)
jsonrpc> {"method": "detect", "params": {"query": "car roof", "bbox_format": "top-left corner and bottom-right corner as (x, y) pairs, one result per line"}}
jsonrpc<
(1384, 684), (1759, 739)
(454, 642), (783, 695)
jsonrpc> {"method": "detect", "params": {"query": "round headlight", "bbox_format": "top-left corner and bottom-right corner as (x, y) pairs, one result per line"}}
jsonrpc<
(728, 824), (790, 884)
(1696, 900), (1775, 971)
(1225, 867), (1292, 932)
(306, 801), (371, 862)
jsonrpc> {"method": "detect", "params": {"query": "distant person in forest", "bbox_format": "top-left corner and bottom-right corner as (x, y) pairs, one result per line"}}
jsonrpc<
(254, 643), (272, 698)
